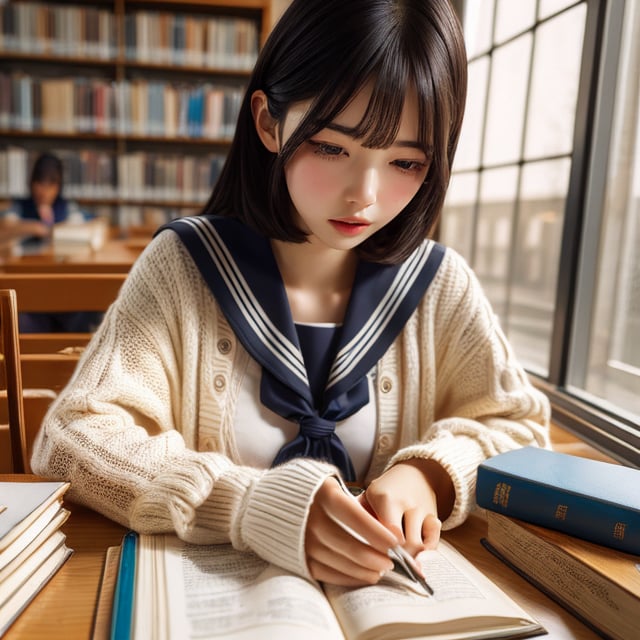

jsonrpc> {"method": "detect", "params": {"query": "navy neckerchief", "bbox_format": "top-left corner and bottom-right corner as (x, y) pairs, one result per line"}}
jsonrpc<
(157, 215), (445, 481)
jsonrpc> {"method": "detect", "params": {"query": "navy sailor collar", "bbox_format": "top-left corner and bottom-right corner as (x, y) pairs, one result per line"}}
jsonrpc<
(158, 215), (445, 410)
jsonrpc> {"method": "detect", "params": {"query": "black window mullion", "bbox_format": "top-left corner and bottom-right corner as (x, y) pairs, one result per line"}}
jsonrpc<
(547, 0), (607, 385)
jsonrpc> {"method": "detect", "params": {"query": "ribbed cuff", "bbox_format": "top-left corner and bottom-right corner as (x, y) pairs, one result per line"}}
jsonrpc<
(240, 459), (338, 579)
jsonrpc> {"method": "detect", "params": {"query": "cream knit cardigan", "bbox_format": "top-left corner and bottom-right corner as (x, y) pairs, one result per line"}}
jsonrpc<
(31, 229), (550, 579)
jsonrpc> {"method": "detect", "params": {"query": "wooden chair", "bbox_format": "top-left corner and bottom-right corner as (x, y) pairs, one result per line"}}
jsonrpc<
(0, 273), (127, 314)
(0, 271), (125, 341)
(0, 290), (62, 473)
(0, 273), (127, 393)
(0, 289), (28, 472)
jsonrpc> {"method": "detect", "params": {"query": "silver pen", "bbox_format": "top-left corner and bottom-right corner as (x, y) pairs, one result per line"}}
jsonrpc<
(387, 542), (434, 595)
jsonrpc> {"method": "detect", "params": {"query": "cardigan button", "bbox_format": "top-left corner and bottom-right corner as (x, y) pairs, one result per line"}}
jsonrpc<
(203, 438), (217, 451)
(217, 338), (232, 355)
(213, 375), (226, 391)
(379, 377), (393, 393)
(378, 434), (393, 451)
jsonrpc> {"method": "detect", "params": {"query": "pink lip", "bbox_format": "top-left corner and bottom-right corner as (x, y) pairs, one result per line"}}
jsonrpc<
(329, 218), (371, 236)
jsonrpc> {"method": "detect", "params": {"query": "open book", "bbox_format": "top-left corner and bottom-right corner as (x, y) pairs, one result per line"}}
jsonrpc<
(114, 532), (545, 640)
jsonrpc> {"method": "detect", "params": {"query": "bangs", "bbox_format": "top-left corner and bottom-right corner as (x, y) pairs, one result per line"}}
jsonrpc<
(280, 40), (435, 159)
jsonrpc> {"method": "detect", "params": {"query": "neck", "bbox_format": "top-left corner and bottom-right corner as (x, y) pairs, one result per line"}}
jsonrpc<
(271, 238), (358, 323)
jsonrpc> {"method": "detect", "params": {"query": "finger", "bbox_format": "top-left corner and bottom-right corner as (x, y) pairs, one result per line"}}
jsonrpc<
(308, 527), (394, 580)
(421, 513), (442, 549)
(402, 509), (429, 554)
(307, 556), (385, 587)
(361, 491), (405, 543)
(307, 508), (393, 572)
(306, 481), (396, 580)
(329, 490), (399, 551)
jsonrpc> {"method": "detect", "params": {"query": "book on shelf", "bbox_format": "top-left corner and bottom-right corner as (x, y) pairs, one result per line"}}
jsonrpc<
(482, 511), (640, 640)
(475, 446), (640, 555)
(0, 71), (244, 140)
(123, 11), (259, 70)
(107, 531), (546, 640)
(0, 3), (117, 59)
(0, 481), (73, 636)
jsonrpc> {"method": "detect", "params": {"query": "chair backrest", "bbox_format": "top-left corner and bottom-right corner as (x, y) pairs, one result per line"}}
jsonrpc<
(0, 273), (127, 313)
(0, 272), (127, 398)
(0, 273), (126, 385)
(0, 289), (28, 472)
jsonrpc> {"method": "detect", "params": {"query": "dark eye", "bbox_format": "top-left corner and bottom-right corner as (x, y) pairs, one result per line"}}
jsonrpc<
(309, 141), (345, 157)
(393, 160), (427, 173)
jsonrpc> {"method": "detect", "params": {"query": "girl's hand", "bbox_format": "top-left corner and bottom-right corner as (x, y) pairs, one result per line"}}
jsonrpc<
(362, 459), (454, 556)
(37, 204), (54, 226)
(305, 477), (398, 586)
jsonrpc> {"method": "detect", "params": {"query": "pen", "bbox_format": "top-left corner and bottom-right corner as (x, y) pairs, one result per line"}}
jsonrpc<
(388, 543), (434, 595)
(338, 482), (435, 596)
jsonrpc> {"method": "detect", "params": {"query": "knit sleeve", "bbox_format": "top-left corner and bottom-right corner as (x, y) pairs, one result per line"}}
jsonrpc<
(386, 249), (551, 529)
(30, 231), (335, 579)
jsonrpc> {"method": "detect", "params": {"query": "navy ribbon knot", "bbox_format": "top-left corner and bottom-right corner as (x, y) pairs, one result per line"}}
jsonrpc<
(272, 414), (356, 482)
(261, 369), (367, 482)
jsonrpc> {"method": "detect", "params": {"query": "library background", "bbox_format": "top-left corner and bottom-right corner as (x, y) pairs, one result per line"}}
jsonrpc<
(0, 0), (638, 466)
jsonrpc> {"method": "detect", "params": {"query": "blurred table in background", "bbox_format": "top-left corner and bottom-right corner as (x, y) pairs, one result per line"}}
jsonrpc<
(0, 238), (146, 274)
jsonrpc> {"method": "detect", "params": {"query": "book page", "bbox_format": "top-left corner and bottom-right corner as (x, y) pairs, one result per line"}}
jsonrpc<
(324, 540), (543, 640)
(145, 536), (344, 640)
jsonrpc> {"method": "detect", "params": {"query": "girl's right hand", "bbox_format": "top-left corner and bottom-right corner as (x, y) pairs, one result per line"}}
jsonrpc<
(304, 477), (398, 586)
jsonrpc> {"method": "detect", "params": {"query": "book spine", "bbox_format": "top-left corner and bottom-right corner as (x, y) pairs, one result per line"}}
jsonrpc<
(110, 531), (138, 640)
(476, 466), (640, 555)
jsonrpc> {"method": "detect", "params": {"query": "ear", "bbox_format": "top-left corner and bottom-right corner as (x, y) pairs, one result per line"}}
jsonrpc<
(251, 90), (280, 153)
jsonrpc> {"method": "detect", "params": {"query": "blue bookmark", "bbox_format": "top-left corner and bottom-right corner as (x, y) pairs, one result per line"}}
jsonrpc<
(110, 531), (138, 640)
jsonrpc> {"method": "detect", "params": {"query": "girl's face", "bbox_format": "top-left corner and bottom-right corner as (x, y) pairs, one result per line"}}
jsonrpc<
(282, 85), (430, 253)
(32, 179), (60, 207)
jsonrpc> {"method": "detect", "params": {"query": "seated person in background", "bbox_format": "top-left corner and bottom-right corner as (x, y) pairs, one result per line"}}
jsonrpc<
(0, 152), (87, 246)
(0, 152), (101, 333)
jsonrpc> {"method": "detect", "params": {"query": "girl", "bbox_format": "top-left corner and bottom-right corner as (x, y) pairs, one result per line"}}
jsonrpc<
(1, 152), (100, 332)
(31, 0), (550, 587)
(0, 153), (86, 245)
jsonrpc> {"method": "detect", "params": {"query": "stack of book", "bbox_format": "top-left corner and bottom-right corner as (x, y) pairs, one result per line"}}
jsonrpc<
(0, 481), (73, 636)
(52, 217), (109, 256)
(476, 446), (640, 640)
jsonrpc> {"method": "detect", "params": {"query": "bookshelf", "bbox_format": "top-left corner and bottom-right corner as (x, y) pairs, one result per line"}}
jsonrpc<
(0, 0), (271, 231)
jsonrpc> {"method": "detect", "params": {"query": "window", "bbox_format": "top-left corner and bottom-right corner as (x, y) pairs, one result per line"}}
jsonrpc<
(442, 0), (640, 465)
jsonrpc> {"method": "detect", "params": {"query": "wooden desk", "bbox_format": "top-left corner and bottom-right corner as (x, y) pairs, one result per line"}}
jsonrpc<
(0, 238), (145, 274)
(2, 481), (600, 639)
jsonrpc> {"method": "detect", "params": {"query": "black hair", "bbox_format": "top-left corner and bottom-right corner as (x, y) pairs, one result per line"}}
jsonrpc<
(203, 0), (467, 264)
(30, 153), (63, 193)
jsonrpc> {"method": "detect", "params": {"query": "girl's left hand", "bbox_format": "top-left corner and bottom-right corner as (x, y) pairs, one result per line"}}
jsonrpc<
(362, 459), (453, 556)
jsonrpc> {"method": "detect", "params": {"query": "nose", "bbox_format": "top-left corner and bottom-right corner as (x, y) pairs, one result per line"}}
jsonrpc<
(345, 165), (378, 209)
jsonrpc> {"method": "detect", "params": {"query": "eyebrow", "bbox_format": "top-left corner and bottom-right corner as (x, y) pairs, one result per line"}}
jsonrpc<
(325, 123), (428, 152)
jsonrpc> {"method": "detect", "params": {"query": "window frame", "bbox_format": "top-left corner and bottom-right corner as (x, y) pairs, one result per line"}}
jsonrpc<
(455, 0), (640, 467)
(544, 0), (640, 466)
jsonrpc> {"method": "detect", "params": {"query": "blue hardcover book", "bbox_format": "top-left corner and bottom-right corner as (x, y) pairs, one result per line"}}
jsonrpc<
(476, 446), (640, 555)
